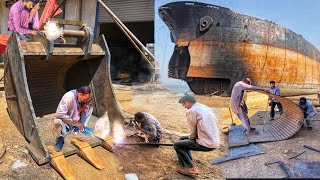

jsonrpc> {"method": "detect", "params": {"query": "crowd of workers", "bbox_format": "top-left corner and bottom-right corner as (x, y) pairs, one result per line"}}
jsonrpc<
(231, 78), (316, 134)
(51, 78), (316, 177)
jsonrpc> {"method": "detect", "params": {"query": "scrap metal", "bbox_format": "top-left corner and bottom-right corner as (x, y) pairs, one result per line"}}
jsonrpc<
(303, 145), (320, 153)
(265, 151), (306, 166)
(279, 161), (320, 178)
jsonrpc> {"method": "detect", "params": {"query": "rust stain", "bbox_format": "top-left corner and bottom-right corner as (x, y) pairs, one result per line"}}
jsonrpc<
(187, 40), (320, 85)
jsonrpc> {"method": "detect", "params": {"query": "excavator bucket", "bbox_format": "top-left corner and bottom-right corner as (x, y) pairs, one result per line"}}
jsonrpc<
(3, 24), (124, 165)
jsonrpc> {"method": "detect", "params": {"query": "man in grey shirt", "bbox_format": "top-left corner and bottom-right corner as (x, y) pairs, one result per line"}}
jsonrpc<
(53, 86), (93, 151)
(133, 112), (162, 143)
(298, 97), (317, 130)
(174, 95), (220, 177)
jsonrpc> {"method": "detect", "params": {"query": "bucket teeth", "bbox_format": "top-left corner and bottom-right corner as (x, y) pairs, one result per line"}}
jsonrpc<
(47, 146), (77, 180)
(101, 135), (114, 152)
(71, 138), (106, 170)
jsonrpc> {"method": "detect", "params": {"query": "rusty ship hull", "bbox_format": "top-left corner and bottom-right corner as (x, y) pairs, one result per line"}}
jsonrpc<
(159, 1), (320, 96)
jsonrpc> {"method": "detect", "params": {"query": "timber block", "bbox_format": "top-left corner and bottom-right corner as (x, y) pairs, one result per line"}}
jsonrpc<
(47, 146), (77, 180)
(71, 138), (105, 170)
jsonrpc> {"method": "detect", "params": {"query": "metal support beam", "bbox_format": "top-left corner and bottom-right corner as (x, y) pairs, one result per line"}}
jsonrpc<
(97, 0), (155, 69)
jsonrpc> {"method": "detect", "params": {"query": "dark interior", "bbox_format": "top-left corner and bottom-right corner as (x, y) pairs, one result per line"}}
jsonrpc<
(24, 55), (102, 117)
(99, 21), (154, 84)
(168, 46), (190, 80)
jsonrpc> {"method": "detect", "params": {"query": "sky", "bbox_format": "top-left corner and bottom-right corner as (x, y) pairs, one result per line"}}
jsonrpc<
(154, 0), (320, 90)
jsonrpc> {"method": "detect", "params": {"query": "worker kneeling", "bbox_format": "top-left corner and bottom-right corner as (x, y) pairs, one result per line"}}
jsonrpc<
(53, 86), (93, 152)
(298, 97), (317, 130)
(133, 112), (162, 143)
(174, 95), (220, 177)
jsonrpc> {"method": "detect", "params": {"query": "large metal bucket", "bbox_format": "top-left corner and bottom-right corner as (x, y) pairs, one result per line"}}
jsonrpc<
(4, 30), (124, 164)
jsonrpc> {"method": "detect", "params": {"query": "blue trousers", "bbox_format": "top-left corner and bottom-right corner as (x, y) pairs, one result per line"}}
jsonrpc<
(54, 107), (93, 137)
(18, 34), (31, 41)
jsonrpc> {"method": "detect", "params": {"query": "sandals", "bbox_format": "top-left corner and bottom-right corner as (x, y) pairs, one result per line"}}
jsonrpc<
(177, 167), (200, 177)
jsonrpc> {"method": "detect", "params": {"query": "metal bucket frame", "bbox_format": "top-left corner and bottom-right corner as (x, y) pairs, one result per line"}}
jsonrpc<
(4, 32), (124, 164)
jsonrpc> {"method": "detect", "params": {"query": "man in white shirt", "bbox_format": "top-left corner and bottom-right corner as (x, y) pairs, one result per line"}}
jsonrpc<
(230, 78), (265, 133)
(53, 86), (93, 151)
(298, 97), (317, 130)
(174, 95), (220, 177)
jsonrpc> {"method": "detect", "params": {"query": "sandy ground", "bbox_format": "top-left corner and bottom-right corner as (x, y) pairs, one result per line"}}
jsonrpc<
(1, 66), (320, 179)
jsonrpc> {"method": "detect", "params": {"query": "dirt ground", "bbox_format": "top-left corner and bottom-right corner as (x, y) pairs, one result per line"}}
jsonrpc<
(1, 67), (320, 179)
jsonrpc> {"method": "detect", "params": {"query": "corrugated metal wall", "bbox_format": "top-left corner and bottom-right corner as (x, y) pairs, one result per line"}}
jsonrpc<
(98, 0), (154, 23)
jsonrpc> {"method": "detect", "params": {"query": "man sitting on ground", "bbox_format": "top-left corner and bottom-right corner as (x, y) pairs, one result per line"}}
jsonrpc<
(174, 95), (220, 177)
(298, 97), (317, 130)
(8, 0), (40, 41)
(53, 86), (93, 151)
(133, 112), (162, 143)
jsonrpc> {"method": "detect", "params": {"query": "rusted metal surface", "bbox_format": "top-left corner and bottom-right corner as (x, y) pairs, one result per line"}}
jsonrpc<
(279, 161), (320, 178)
(63, 29), (86, 37)
(249, 90), (303, 142)
(4, 30), (124, 164)
(228, 90), (303, 143)
(228, 125), (249, 147)
(159, 2), (320, 96)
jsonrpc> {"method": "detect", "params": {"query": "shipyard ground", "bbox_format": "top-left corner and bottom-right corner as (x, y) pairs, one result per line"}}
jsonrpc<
(1, 69), (320, 179)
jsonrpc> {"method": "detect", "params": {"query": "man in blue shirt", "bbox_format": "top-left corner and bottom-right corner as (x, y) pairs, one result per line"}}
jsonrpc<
(268, 80), (282, 120)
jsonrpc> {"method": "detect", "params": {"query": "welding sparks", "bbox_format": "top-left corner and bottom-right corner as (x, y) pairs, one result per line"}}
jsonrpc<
(43, 20), (63, 41)
(93, 112), (110, 139)
(113, 121), (125, 143)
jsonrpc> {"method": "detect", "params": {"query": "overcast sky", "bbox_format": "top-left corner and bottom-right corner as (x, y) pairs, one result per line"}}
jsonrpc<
(154, 0), (320, 87)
